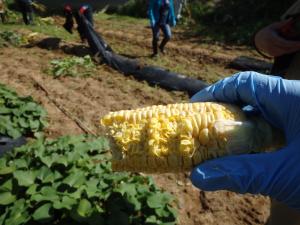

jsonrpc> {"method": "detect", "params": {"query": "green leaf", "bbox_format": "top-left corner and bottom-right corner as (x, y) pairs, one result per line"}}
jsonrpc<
(0, 179), (13, 192)
(31, 193), (59, 203)
(36, 166), (53, 181)
(26, 184), (37, 195)
(18, 118), (28, 128)
(0, 192), (16, 205)
(53, 196), (77, 210)
(127, 195), (141, 211)
(115, 183), (137, 196)
(13, 170), (36, 186)
(7, 128), (22, 139)
(40, 186), (58, 198)
(42, 153), (68, 167)
(23, 102), (37, 112)
(94, 204), (105, 214)
(0, 166), (15, 175)
(12, 159), (28, 169)
(90, 137), (109, 151)
(29, 120), (40, 130)
(0, 107), (12, 114)
(55, 155), (68, 167)
(99, 180), (109, 190)
(30, 186), (59, 203)
(147, 192), (173, 209)
(85, 179), (100, 198)
(0, 207), (9, 224)
(66, 151), (81, 162)
(74, 142), (90, 153)
(0, 157), (7, 167)
(155, 207), (170, 218)
(77, 199), (92, 218)
(32, 203), (53, 221)
(40, 155), (54, 168)
(137, 184), (149, 195)
(5, 199), (30, 225)
(66, 186), (83, 199)
(167, 205), (177, 218)
(34, 131), (44, 139)
(36, 166), (62, 183)
(63, 170), (86, 188)
(145, 215), (158, 223)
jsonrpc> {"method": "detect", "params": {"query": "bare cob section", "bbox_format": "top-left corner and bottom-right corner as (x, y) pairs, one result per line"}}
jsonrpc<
(100, 102), (280, 173)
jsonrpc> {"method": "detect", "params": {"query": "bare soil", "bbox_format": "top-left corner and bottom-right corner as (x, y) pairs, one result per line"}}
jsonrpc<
(0, 16), (271, 224)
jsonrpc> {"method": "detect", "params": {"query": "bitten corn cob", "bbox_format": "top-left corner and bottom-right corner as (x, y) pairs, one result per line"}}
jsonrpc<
(101, 102), (276, 173)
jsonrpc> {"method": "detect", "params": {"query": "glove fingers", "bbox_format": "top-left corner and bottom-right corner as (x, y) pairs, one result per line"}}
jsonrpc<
(191, 72), (277, 105)
(191, 140), (300, 209)
(191, 72), (300, 135)
(190, 149), (287, 195)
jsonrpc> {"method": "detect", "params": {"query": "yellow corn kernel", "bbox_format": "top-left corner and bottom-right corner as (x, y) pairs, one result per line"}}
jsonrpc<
(100, 102), (274, 173)
(199, 128), (209, 145)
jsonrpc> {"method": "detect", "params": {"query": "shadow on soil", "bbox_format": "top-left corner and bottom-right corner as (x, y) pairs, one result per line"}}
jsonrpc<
(29, 37), (91, 57)
(31, 37), (152, 60)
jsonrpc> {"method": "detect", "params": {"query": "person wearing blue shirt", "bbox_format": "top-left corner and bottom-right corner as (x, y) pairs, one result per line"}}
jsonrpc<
(148, 0), (176, 57)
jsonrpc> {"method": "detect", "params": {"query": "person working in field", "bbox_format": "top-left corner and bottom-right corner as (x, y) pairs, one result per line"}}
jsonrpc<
(190, 71), (300, 225)
(254, 0), (300, 79)
(0, 0), (6, 23)
(0, 0), (5, 24)
(251, 1), (300, 223)
(63, 4), (94, 42)
(191, 1), (300, 224)
(15, 0), (34, 25)
(148, 0), (176, 57)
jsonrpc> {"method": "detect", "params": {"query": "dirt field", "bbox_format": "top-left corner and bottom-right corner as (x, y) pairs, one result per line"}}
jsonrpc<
(0, 14), (271, 225)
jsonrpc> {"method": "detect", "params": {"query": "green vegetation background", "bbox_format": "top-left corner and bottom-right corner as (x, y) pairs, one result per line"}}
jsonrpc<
(4, 0), (296, 44)
(109, 0), (295, 45)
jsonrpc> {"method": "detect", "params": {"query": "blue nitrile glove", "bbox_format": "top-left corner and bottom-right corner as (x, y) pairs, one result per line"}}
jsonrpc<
(190, 71), (300, 209)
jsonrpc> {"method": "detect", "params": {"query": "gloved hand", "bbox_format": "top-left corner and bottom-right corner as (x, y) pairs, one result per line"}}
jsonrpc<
(190, 71), (300, 209)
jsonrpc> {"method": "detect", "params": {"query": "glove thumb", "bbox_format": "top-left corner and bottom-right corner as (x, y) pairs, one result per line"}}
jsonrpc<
(190, 149), (287, 195)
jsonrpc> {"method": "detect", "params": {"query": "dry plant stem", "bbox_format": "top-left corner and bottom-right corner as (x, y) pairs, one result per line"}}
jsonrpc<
(30, 75), (97, 136)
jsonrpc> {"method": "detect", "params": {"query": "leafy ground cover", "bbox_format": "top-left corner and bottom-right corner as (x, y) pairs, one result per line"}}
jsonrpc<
(0, 135), (177, 225)
(0, 84), (47, 139)
(49, 55), (96, 78)
(0, 31), (27, 47)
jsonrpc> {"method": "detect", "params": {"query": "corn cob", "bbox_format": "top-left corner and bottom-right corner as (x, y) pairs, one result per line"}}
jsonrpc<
(101, 102), (275, 173)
